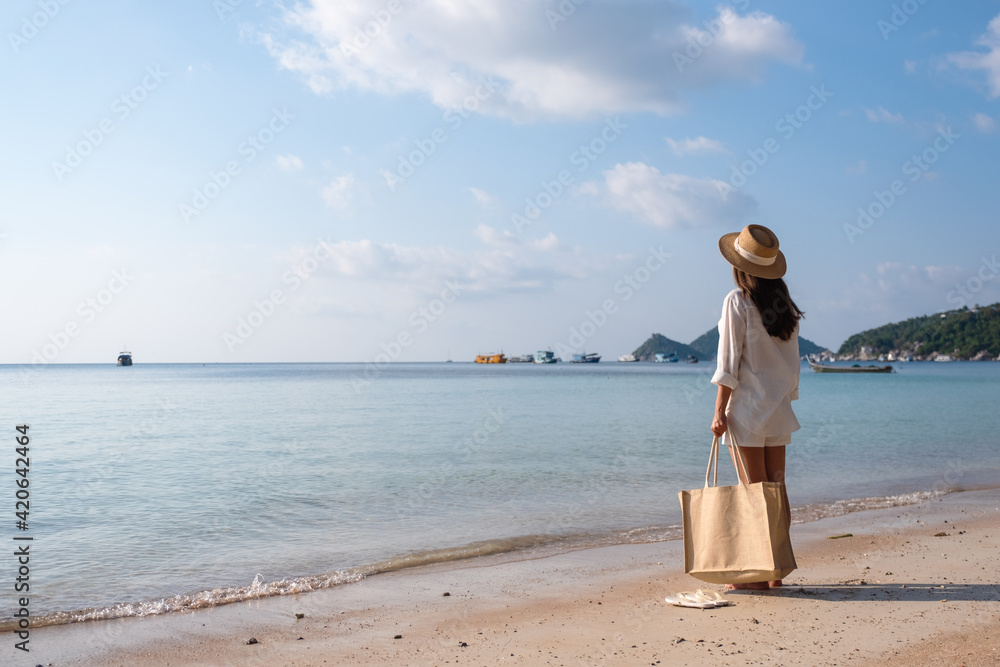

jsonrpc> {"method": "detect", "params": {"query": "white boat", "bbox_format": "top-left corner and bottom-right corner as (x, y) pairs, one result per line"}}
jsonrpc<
(533, 350), (558, 364)
(934, 355), (953, 362)
(508, 354), (533, 363)
(618, 354), (638, 362)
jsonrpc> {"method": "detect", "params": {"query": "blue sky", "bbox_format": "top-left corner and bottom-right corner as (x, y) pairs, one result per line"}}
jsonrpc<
(3, 0), (999, 363)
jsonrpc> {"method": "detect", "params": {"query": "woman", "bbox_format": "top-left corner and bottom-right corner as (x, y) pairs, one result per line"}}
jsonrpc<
(710, 224), (803, 590)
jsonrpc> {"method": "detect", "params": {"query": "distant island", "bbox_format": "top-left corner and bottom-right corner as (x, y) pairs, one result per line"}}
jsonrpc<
(837, 303), (1000, 361)
(631, 330), (827, 362)
(632, 334), (703, 362)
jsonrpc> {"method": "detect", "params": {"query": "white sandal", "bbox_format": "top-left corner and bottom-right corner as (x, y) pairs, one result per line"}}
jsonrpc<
(664, 589), (731, 608)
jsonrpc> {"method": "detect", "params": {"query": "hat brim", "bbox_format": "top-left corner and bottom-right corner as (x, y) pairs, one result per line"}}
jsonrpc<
(718, 232), (786, 279)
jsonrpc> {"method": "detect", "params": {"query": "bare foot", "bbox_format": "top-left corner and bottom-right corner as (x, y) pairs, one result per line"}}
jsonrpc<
(769, 580), (783, 588)
(725, 582), (770, 591)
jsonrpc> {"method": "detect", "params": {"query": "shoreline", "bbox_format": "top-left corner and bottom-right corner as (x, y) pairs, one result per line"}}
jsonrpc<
(8, 485), (989, 633)
(12, 487), (1000, 666)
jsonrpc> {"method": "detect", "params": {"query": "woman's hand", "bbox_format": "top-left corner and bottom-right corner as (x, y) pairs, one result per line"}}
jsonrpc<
(711, 412), (727, 437)
(712, 384), (732, 437)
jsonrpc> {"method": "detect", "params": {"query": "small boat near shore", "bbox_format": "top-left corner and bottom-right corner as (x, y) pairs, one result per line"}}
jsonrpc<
(475, 353), (507, 364)
(571, 352), (601, 363)
(618, 354), (638, 362)
(654, 352), (678, 363)
(507, 354), (533, 363)
(808, 359), (894, 373)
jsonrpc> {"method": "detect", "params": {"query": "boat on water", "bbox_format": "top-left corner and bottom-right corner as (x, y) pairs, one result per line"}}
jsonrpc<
(808, 359), (894, 373)
(508, 354), (533, 363)
(533, 350), (558, 364)
(475, 353), (507, 364)
(117, 348), (133, 366)
(934, 355), (954, 362)
(571, 352), (601, 363)
(618, 354), (638, 362)
(654, 352), (678, 363)
(686, 355), (698, 364)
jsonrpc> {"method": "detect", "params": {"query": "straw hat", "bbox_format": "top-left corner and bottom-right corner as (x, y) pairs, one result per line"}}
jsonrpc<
(718, 224), (786, 279)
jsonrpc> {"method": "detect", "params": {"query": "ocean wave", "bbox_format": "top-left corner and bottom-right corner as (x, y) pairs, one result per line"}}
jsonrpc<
(0, 534), (578, 631)
(2, 487), (976, 631)
(791, 489), (949, 524)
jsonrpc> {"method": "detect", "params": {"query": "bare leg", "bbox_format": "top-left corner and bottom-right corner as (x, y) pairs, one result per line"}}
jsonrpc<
(729, 443), (766, 484)
(726, 445), (789, 589)
(726, 445), (771, 590)
(765, 446), (787, 587)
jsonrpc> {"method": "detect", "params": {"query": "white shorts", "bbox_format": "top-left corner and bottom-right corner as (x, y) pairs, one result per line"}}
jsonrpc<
(724, 420), (791, 448)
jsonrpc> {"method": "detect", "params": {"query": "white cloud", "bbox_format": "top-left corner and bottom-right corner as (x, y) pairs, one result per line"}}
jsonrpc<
(308, 236), (608, 296)
(468, 187), (495, 207)
(820, 262), (970, 324)
(276, 154), (304, 171)
(588, 161), (756, 229)
(864, 106), (906, 124)
(946, 13), (1000, 98)
(473, 223), (517, 246)
(257, 1), (804, 121)
(903, 60), (917, 74)
(322, 173), (357, 208)
(530, 233), (560, 251)
(474, 224), (562, 253)
(973, 112), (996, 133)
(665, 136), (728, 156)
(872, 262), (958, 291)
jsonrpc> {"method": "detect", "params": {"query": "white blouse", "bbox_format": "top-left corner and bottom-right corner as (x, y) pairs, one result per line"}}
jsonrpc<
(711, 288), (801, 437)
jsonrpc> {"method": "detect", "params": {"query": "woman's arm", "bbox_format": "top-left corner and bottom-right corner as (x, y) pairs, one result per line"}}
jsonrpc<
(711, 384), (732, 436)
(711, 291), (743, 436)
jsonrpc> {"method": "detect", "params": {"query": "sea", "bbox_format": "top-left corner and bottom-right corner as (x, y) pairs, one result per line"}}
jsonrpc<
(2, 360), (999, 630)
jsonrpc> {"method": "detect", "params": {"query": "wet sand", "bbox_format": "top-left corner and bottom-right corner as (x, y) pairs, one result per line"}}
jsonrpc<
(14, 488), (1000, 666)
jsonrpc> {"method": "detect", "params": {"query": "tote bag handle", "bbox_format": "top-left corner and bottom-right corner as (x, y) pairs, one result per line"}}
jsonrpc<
(704, 432), (750, 489)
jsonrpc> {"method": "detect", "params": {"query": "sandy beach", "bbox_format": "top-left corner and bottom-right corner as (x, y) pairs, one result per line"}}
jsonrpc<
(18, 488), (1000, 666)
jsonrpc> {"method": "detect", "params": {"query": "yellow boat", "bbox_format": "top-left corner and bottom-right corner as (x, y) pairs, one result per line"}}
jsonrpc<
(475, 353), (507, 364)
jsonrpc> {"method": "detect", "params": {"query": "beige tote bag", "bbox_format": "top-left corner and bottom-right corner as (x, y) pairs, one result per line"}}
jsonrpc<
(678, 433), (796, 584)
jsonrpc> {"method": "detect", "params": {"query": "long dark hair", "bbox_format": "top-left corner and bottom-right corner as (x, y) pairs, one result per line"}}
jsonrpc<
(733, 268), (803, 341)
